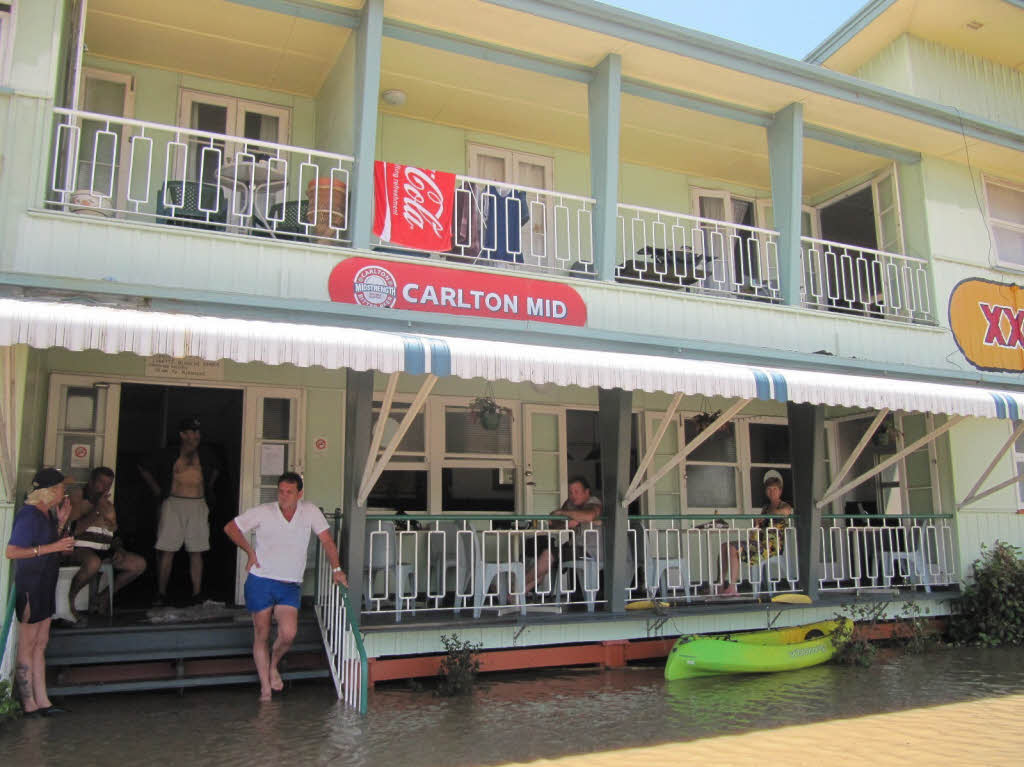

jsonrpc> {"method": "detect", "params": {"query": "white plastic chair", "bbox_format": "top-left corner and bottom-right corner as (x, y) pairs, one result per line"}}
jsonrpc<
(54, 561), (114, 621)
(642, 528), (691, 602)
(554, 527), (601, 612)
(753, 528), (799, 595)
(364, 521), (417, 621)
(472, 529), (525, 618)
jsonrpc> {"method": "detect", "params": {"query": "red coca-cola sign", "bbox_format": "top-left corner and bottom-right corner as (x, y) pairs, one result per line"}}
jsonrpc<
(373, 162), (455, 252)
(328, 257), (587, 326)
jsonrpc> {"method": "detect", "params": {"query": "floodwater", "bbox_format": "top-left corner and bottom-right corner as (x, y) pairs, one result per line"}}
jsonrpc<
(2, 646), (1024, 766)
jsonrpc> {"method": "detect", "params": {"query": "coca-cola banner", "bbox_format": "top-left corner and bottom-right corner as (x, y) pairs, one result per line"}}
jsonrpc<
(373, 161), (456, 251)
(328, 257), (587, 327)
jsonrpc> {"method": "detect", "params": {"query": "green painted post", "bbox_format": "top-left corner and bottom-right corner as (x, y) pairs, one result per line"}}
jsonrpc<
(787, 402), (824, 600)
(350, 0), (384, 250)
(767, 102), (804, 306)
(341, 369), (375, 626)
(598, 387), (632, 613)
(589, 54), (622, 282)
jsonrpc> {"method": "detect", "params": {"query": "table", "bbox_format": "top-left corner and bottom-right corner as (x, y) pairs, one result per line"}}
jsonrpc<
(219, 157), (286, 233)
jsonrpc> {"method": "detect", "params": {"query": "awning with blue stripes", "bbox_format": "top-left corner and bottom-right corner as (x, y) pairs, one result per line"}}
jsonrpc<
(1, 298), (1021, 420)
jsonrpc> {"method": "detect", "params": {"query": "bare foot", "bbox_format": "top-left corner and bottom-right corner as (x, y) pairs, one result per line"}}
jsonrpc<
(717, 585), (739, 597)
(259, 688), (272, 702)
(270, 668), (284, 692)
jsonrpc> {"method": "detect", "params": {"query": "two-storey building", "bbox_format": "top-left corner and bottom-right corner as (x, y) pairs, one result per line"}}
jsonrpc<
(2, 0), (1023, 703)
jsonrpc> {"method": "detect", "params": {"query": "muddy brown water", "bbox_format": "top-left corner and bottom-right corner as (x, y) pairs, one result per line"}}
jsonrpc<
(2, 646), (1023, 766)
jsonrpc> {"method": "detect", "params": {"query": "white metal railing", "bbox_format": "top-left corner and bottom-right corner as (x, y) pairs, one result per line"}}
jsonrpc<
(315, 544), (368, 713)
(818, 514), (955, 592)
(626, 515), (798, 603)
(363, 514), (602, 620)
(800, 236), (934, 323)
(49, 107), (355, 244)
(444, 177), (595, 275)
(616, 204), (781, 301)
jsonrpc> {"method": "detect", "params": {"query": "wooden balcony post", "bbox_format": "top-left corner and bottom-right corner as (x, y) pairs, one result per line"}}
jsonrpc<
(350, 0), (384, 250)
(787, 401), (824, 600)
(589, 54), (622, 282)
(598, 386), (632, 613)
(341, 369), (375, 625)
(767, 102), (804, 306)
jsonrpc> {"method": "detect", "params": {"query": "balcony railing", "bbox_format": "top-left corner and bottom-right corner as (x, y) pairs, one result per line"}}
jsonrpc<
(800, 236), (934, 323)
(627, 515), (798, 603)
(362, 514), (602, 622)
(818, 514), (955, 592)
(49, 107), (354, 245)
(616, 204), (781, 301)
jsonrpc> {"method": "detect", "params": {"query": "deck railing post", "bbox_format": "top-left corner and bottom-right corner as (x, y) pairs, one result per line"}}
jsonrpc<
(341, 369), (375, 625)
(599, 387), (631, 613)
(589, 54), (622, 283)
(767, 102), (804, 306)
(788, 402), (824, 600)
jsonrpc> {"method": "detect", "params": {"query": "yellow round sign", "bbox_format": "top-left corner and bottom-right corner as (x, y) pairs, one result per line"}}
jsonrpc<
(949, 278), (1024, 372)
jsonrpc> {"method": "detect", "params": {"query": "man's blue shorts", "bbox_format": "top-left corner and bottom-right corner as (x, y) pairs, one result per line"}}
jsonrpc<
(244, 573), (301, 612)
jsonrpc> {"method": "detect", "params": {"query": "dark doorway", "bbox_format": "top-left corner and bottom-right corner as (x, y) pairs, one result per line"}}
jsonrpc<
(113, 384), (243, 606)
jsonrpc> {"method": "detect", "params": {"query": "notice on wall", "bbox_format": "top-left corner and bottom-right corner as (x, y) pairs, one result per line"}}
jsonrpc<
(260, 444), (286, 477)
(146, 355), (225, 381)
(70, 443), (92, 469)
(949, 278), (1024, 372)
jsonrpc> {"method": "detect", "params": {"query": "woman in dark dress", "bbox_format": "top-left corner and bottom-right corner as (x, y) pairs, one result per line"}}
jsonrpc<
(5, 468), (76, 716)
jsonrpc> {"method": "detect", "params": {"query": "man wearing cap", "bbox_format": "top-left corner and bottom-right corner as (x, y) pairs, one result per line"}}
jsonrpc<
(224, 471), (347, 701)
(139, 416), (220, 606)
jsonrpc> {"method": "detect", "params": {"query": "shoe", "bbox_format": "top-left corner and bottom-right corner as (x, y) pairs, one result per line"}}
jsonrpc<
(153, 595), (166, 608)
(190, 592), (207, 606)
(22, 709), (42, 718)
(39, 705), (69, 716)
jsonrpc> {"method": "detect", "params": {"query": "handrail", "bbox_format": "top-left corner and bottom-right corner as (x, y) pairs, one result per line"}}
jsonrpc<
(617, 202), (782, 238)
(457, 173), (596, 204)
(821, 513), (954, 520)
(800, 234), (929, 265)
(1, 579), (15, 681)
(52, 107), (356, 164)
(314, 550), (368, 714)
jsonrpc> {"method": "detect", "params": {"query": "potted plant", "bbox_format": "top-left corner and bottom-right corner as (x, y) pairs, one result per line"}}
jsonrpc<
(469, 395), (503, 430)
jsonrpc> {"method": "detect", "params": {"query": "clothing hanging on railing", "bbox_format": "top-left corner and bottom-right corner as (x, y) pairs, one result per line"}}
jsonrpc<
(451, 180), (486, 258)
(483, 186), (530, 263)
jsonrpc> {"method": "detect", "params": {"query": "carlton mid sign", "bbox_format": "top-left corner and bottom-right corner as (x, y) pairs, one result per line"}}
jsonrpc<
(328, 257), (587, 326)
(949, 277), (1024, 372)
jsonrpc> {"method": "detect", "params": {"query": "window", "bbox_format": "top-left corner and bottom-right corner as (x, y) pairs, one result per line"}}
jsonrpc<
(691, 189), (764, 292)
(683, 418), (739, 510)
(984, 177), (1024, 269)
(177, 90), (291, 184)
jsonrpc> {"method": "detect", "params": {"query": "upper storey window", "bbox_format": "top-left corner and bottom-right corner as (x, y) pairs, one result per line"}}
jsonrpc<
(984, 177), (1024, 269)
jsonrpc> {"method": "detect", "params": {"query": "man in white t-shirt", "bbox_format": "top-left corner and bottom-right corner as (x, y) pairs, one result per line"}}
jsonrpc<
(224, 471), (347, 701)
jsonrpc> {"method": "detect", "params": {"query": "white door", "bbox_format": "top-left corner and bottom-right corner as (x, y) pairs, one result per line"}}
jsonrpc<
(236, 387), (304, 602)
(43, 375), (121, 490)
(522, 405), (566, 518)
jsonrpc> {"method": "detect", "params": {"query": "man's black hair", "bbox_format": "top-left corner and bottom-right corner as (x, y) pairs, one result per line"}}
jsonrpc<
(278, 471), (304, 492)
(567, 475), (590, 491)
(90, 466), (115, 483)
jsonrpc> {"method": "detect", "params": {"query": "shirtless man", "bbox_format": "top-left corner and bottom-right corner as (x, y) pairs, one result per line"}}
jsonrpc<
(139, 416), (220, 606)
(65, 466), (147, 620)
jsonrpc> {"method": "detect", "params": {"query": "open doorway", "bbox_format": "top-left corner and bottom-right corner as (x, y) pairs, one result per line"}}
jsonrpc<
(113, 384), (243, 606)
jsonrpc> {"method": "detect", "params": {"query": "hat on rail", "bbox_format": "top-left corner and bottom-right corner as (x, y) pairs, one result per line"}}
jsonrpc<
(31, 467), (65, 489)
(178, 416), (201, 432)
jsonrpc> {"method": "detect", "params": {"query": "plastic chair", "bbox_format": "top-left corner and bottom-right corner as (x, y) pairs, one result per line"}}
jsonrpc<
(554, 528), (601, 612)
(156, 180), (227, 230)
(642, 528), (691, 602)
(472, 529), (525, 618)
(427, 521), (472, 611)
(886, 550), (932, 592)
(266, 199), (311, 241)
(54, 561), (114, 622)
(753, 528), (799, 595)
(364, 521), (416, 621)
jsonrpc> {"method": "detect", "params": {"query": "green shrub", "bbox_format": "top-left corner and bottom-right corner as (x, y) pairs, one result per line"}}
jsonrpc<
(0, 679), (22, 722)
(950, 540), (1024, 647)
(436, 633), (482, 696)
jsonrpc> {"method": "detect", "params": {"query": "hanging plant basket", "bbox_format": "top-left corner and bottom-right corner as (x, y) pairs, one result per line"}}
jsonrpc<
(469, 395), (503, 430)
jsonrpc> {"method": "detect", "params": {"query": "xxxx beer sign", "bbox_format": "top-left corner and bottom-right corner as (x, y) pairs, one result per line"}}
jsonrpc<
(949, 278), (1024, 372)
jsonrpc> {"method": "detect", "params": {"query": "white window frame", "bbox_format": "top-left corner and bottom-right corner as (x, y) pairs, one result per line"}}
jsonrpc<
(0, 3), (15, 86)
(811, 165), (905, 255)
(983, 175), (1024, 271)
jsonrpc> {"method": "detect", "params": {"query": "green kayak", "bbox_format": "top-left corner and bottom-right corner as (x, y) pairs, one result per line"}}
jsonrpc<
(664, 619), (851, 680)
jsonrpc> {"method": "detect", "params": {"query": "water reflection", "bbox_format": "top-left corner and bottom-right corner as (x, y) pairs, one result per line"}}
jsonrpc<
(2, 647), (1023, 766)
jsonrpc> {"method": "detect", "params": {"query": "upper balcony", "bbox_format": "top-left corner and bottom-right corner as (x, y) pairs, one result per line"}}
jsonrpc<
(14, 0), (951, 360)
